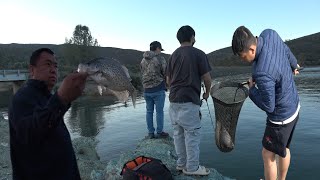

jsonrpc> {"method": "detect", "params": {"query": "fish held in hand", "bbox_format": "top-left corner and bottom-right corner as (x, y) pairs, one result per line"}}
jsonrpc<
(77, 57), (137, 108)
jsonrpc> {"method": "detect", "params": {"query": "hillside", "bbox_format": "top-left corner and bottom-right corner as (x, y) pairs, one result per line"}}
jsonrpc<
(0, 44), (170, 90)
(0, 32), (319, 90)
(207, 32), (320, 66)
(0, 43), (170, 69)
(285, 32), (320, 65)
(0, 32), (319, 70)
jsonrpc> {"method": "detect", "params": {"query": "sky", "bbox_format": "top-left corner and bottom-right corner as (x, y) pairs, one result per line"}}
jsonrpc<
(0, 0), (319, 54)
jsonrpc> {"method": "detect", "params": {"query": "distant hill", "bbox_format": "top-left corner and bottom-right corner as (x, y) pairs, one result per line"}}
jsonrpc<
(207, 32), (320, 66)
(0, 44), (170, 90)
(1, 32), (318, 91)
(0, 43), (170, 69)
(1, 32), (319, 70)
(285, 32), (320, 66)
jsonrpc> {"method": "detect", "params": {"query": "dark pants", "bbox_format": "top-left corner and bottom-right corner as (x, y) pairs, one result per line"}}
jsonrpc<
(262, 114), (299, 158)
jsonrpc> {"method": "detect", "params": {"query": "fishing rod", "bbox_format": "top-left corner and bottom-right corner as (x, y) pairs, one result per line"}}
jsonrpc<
(201, 83), (214, 128)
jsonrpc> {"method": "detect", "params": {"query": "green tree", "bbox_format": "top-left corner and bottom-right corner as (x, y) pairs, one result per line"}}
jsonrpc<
(65, 25), (99, 46)
(63, 25), (100, 65)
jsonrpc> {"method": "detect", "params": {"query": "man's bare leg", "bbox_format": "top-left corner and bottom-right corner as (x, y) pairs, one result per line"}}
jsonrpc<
(262, 147), (277, 180)
(277, 148), (291, 180)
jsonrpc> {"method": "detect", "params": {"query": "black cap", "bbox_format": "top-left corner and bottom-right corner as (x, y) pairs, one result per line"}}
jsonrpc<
(150, 41), (164, 51)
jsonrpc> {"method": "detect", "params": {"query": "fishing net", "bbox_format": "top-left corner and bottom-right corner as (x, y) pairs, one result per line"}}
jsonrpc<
(210, 82), (249, 152)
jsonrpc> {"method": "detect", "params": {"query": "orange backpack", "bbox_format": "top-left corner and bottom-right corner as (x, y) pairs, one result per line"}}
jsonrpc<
(120, 156), (173, 180)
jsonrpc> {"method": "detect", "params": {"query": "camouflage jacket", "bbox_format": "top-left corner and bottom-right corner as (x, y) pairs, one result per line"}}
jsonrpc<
(140, 51), (166, 89)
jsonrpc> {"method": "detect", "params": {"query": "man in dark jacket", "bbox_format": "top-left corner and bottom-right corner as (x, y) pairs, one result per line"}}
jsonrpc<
(9, 48), (88, 180)
(232, 26), (300, 180)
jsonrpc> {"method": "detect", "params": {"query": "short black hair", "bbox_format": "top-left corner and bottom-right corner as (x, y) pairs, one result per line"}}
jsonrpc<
(177, 25), (195, 44)
(232, 26), (256, 56)
(30, 48), (54, 66)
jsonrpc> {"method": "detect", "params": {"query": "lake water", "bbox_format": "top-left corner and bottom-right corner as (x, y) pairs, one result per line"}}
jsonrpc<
(1, 67), (319, 180)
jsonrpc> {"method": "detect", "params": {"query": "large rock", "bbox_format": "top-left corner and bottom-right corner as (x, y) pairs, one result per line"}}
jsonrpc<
(105, 137), (234, 180)
(72, 137), (107, 180)
(0, 114), (12, 180)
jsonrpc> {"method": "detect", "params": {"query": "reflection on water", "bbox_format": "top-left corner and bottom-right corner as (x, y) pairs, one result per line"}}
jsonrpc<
(64, 94), (146, 139)
(65, 96), (120, 138)
(1, 67), (320, 180)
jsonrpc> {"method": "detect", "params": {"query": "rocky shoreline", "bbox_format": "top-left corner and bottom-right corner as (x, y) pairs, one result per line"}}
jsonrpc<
(0, 114), (11, 180)
(104, 137), (234, 180)
(0, 114), (106, 180)
(0, 113), (233, 180)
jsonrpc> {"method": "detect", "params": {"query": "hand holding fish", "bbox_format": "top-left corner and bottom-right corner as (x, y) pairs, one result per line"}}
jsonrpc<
(57, 72), (88, 104)
(77, 58), (137, 108)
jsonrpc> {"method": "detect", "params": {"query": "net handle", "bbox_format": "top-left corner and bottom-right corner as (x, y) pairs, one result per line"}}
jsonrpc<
(238, 81), (249, 87)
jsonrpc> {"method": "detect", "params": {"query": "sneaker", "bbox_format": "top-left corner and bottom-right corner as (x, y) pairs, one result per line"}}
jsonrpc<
(156, 132), (169, 138)
(183, 165), (210, 176)
(176, 165), (186, 171)
(145, 133), (155, 139)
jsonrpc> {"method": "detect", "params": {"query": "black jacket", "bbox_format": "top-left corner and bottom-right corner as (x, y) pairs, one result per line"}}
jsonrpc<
(9, 79), (81, 180)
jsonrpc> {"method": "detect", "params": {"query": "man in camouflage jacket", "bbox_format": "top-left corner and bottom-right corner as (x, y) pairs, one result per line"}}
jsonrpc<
(140, 41), (169, 139)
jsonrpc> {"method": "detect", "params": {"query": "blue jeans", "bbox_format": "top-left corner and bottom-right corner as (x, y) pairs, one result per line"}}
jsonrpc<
(144, 90), (166, 134)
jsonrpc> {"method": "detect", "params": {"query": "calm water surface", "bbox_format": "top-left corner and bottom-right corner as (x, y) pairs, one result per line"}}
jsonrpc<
(1, 67), (319, 180)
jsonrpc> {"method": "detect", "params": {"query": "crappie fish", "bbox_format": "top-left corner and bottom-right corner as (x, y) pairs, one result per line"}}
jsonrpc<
(77, 57), (137, 108)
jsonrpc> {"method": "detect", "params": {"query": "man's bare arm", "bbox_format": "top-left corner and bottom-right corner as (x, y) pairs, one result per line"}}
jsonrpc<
(201, 72), (212, 100)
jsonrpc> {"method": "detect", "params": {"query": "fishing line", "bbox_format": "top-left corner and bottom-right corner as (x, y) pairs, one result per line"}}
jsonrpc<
(201, 83), (214, 128)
